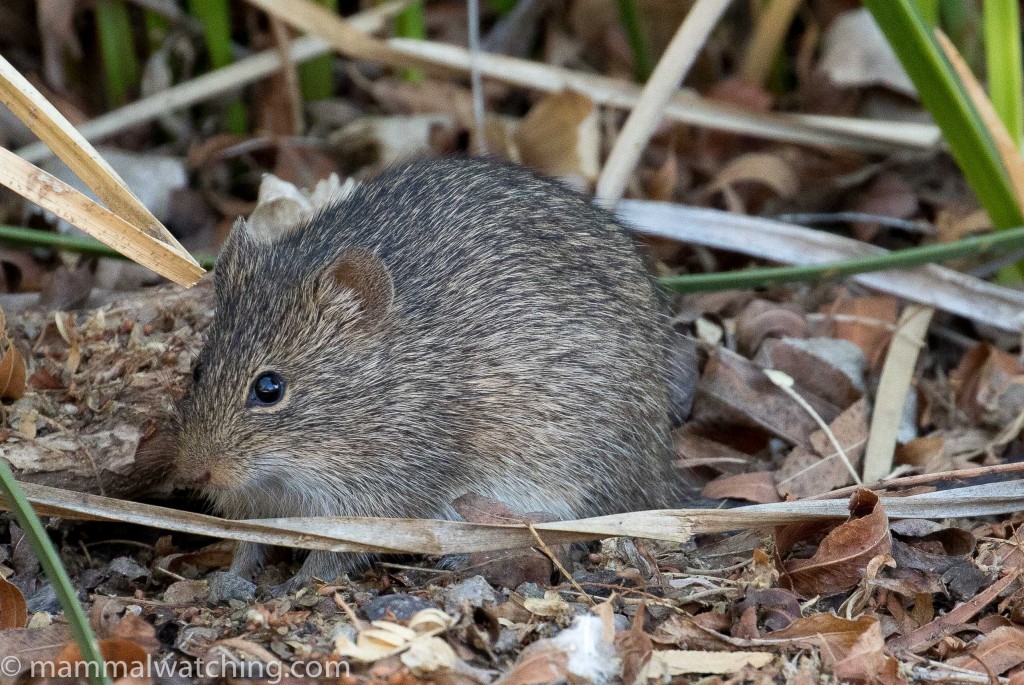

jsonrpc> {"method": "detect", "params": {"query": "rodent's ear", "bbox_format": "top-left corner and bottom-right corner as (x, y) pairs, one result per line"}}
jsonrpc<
(330, 249), (395, 323)
(217, 217), (258, 272)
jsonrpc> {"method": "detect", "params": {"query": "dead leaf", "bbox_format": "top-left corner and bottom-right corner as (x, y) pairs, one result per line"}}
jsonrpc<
(615, 605), (651, 685)
(735, 588), (802, 632)
(452, 494), (556, 588)
(821, 295), (899, 370)
(778, 489), (891, 597)
(0, 576), (26, 630)
(692, 347), (840, 448)
(673, 430), (753, 473)
(846, 173), (919, 241)
(0, 623), (73, 684)
(948, 625), (1024, 676)
(888, 571), (1018, 655)
(650, 612), (735, 650)
(768, 614), (904, 684)
(776, 398), (869, 499)
(734, 299), (808, 357)
(702, 471), (781, 504)
(951, 343), (1024, 427)
(514, 90), (599, 185)
(57, 638), (150, 683)
(0, 309), (26, 402)
(648, 650), (775, 677)
(705, 152), (800, 213)
(818, 8), (915, 95)
(755, 338), (864, 411)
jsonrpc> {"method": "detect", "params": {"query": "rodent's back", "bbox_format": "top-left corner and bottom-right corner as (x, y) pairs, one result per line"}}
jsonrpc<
(177, 157), (688, 524)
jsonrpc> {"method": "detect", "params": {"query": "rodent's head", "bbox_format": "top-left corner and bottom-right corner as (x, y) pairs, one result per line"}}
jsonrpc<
(174, 209), (395, 513)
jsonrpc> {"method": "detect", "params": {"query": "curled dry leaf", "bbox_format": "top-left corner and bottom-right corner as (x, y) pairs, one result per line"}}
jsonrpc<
(514, 90), (599, 185)
(0, 309), (26, 402)
(335, 607), (454, 663)
(950, 343), (1024, 427)
(704, 152), (799, 212)
(0, 576), (26, 630)
(734, 588), (803, 633)
(777, 488), (891, 597)
(734, 299), (807, 357)
(615, 605), (652, 685)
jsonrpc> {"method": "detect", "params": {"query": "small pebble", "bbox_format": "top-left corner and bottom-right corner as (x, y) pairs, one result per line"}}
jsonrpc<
(207, 571), (255, 604)
(26, 583), (61, 614)
(108, 556), (149, 581)
(514, 582), (545, 599)
(362, 593), (439, 621)
(444, 575), (501, 614)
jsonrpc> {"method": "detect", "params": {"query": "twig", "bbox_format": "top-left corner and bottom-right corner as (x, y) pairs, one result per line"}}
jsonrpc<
(595, 0), (731, 203)
(809, 461), (1024, 501)
(15, 3), (407, 164)
(269, 17), (306, 135)
(527, 524), (595, 606)
(764, 369), (862, 485)
(467, 0), (487, 155)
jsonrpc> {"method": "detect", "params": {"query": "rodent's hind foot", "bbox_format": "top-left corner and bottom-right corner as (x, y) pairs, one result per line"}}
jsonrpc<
(267, 550), (371, 598)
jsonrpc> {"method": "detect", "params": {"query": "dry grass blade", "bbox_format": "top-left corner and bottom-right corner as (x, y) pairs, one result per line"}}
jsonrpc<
(862, 305), (934, 483)
(739, 0), (802, 86)
(0, 54), (196, 266)
(244, 0), (431, 74)
(391, 39), (938, 153)
(238, 0), (938, 153)
(6, 479), (1024, 556)
(0, 147), (203, 285)
(935, 30), (1024, 212)
(596, 0), (731, 203)
(617, 200), (1024, 333)
(14, 3), (405, 164)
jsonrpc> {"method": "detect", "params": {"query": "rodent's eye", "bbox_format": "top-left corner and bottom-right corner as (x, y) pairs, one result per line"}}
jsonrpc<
(191, 362), (203, 384)
(248, 372), (285, 407)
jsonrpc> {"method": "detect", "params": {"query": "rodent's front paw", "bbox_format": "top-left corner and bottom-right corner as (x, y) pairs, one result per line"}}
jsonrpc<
(229, 541), (268, 580)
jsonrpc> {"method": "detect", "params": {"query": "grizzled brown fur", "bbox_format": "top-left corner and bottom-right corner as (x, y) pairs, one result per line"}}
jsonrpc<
(175, 157), (691, 589)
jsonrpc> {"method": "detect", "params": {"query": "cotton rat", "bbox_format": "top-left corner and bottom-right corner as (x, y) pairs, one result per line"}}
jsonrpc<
(175, 157), (693, 590)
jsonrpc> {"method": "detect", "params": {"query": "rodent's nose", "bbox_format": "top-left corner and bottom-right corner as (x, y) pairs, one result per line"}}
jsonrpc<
(196, 470), (212, 485)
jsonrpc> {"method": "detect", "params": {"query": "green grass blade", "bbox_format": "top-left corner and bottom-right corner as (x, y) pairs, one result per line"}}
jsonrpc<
(0, 225), (217, 270)
(863, 0), (1024, 237)
(659, 225), (1024, 292)
(187, 0), (247, 134)
(298, 0), (338, 101)
(616, 0), (653, 81)
(95, 0), (140, 108)
(983, 2), (1024, 146)
(0, 459), (110, 684)
(143, 9), (170, 54)
(486, 0), (517, 13)
(914, 0), (939, 26)
(394, 0), (426, 83)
